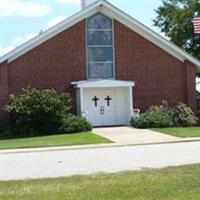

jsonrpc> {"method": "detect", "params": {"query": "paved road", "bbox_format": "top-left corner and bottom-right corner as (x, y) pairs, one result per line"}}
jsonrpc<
(1, 141), (200, 181)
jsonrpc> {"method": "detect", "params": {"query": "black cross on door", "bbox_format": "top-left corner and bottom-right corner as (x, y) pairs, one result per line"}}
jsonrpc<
(105, 96), (112, 106)
(92, 96), (99, 107)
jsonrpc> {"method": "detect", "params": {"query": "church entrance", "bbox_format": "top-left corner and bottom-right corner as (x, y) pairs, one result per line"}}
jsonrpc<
(85, 88), (128, 126)
(72, 79), (135, 126)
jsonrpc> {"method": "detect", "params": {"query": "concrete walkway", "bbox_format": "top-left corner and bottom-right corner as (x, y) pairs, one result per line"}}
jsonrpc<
(1, 141), (200, 181)
(93, 127), (197, 145)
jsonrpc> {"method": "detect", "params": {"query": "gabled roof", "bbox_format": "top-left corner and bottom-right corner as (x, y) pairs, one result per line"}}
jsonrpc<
(1, 0), (200, 72)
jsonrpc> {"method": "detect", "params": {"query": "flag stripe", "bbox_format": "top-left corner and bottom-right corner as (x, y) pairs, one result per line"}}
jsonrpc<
(193, 15), (200, 33)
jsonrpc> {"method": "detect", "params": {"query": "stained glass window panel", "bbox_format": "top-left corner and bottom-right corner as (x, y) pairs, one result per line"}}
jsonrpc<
(87, 13), (112, 29)
(88, 47), (113, 62)
(88, 63), (114, 78)
(88, 30), (113, 45)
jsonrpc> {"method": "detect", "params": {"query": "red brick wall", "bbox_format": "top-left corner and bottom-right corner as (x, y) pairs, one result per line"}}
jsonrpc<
(114, 20), (197, 111)
(7, 20), (86, 114)
(184, 61), (197, 112)
(0, 19), (198, 123)
(0, 61), (9, 122)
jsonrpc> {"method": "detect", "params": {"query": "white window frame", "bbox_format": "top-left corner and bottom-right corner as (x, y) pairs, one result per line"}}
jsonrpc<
(86, 13), (115, 80)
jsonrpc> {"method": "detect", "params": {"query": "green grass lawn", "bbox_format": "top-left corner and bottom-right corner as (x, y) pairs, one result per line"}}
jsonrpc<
(0, 132), (111, 150)
(152, 127), (200, 138)
(1, 164), (200, 200)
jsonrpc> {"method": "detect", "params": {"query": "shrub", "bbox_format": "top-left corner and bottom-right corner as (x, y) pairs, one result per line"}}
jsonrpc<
(6, 87), (71, 136)
(59, 114), (92, 133)
(133, 105), (174, 128)
(132, 103), (198, 128)
(173, 103), (197, 127)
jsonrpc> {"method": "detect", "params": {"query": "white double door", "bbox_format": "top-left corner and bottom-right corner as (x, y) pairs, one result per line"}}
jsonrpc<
(85, 88), (128, 126)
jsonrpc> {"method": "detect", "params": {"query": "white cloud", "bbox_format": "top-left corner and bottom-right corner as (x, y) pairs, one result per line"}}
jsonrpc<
(47, 15), (68, 28)
(0, 32), (38, 57)
(56, 0), (80, 5)
(12, 32), (38, 46)
(0, 0), (51, 17)
(0, 45), (15, 56)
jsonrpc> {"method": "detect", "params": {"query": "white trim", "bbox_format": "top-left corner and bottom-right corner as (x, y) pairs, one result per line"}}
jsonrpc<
(1, 0), (200, 72)
(72, 79), (135, 88)
(129, 86), (133, 111)
(112, 17), (116, 79)
(80, 88), (84, 117)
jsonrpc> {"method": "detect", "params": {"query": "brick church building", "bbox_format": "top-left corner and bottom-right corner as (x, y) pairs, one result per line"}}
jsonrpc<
(0, 0), (200, 126)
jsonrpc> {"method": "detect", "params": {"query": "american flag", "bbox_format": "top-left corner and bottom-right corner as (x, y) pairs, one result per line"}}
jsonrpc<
(193, 15), (200, 34)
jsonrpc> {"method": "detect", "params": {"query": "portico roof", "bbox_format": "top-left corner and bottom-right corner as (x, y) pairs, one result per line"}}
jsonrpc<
(71, 79), (135, 88)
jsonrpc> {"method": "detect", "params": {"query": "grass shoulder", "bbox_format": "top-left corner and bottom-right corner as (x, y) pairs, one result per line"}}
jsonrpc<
(152, 127), (200, 138)
(1, 164), (200, 200)
(0, 132), (112, 150)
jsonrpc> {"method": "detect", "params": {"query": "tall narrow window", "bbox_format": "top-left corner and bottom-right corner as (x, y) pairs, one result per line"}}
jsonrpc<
(87, 13), (114, 79)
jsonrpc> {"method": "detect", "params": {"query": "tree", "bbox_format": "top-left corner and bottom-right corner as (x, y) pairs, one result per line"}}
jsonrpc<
(153, 0), (200, 60)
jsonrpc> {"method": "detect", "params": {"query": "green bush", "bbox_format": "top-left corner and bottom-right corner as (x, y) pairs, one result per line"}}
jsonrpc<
(6, 88), (71, 137)
(132, 103), (198, 129)
(133, 105), (174, 128)
(59, 114), (92, 133)
(173, 103), (197, 127)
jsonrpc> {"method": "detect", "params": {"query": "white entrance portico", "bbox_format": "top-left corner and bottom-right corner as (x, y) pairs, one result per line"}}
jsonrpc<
(72, 79), (135, 126)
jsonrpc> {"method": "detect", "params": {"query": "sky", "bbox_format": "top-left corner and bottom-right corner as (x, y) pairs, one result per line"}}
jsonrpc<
(0, 0), (199, 90)
(0, 0), (162, 56)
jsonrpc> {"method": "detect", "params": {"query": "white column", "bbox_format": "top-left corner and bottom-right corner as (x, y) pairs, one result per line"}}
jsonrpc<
(80, 88), (84, 117)
(80, 88), (88, 119)
(129, 86), (134, 118)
